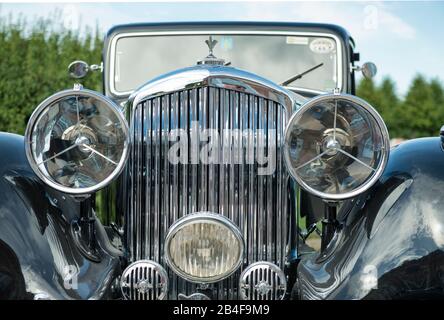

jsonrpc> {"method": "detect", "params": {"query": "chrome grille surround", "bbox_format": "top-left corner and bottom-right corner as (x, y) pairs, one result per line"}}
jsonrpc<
(123, 65), (304, 299)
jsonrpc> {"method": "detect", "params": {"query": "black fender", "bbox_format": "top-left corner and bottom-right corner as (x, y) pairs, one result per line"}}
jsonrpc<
(0, 132), (121, 299)
(297, 137), (444, 299)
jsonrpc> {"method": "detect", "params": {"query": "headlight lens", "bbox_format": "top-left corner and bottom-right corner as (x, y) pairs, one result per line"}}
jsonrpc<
(165, 212), (244, 283)
(284, 93), (389, 200)
(25, 88), (129, 194)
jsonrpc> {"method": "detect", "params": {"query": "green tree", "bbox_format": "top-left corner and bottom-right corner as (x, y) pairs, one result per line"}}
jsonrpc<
(376, 77), (399, 137)
(0, 16), (103, 134)
(356, 77), (380, 108)
(396, 75), (439, 138)
(357, 75), (444, 139)
(429, 78), (444, 129)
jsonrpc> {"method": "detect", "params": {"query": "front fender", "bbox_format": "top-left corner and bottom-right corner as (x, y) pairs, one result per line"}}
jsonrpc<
(0, 132), (121, 299)
(297, 137), (444, 299)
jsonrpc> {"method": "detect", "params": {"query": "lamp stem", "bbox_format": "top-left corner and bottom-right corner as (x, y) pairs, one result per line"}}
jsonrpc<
(321, 202), (338, 252)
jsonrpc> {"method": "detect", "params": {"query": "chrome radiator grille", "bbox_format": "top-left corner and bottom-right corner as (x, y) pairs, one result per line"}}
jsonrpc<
(124, 86), (289, 299)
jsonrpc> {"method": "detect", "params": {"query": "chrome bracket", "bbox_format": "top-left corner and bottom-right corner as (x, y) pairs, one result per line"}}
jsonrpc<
(70, 218), (101, 262)
(73, 83), (83, 91)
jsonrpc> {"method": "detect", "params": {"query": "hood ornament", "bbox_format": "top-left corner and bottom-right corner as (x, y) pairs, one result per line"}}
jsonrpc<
(197, 36), (225, 66)
(206, 36), (218, 57)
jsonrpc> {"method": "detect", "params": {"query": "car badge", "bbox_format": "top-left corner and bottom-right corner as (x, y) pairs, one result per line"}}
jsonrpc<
(205, 36), (218, 57)
(197, 35), (225, 66)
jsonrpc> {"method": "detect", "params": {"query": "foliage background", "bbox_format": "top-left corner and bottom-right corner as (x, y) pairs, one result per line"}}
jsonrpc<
(0, 16), (102, 135)
(0, 16), (443, 139)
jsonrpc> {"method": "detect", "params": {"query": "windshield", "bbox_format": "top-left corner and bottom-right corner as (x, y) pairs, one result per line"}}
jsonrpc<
(111, 33), (341, 95)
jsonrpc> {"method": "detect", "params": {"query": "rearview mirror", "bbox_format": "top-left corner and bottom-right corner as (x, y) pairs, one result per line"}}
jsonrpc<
(68, 60), (89, 79)
(68, 60), (103, 79)
(361, 62), (377, 79)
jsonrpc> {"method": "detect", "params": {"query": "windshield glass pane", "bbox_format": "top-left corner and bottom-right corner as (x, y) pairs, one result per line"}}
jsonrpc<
(113, 34), (340, 94)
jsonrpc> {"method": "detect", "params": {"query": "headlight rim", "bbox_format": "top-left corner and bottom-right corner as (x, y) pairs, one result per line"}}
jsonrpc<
(284, 93), (390, 201)
(24, 88), (130, 195)
(164, 212), (245, 284)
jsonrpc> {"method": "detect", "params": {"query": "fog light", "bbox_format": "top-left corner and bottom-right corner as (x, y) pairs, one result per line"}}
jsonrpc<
(120, 260), (168, 300)
(239, 262), (287, 300)
(165, 212), (244, 283)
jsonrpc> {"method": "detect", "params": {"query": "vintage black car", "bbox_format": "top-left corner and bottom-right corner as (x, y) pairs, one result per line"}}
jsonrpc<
(1, 22), (443, 300)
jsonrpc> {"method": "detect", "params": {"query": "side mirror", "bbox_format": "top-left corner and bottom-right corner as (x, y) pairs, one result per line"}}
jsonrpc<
(361, 62), (377, 79)
(68, 60), (89, 79)
(68, 60), (103, 79)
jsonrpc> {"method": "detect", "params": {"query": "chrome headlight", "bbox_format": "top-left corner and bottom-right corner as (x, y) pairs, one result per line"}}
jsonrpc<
(284, 93), (389, 200)
(165, 212), (244, 283)
(24, 87), (129, 194)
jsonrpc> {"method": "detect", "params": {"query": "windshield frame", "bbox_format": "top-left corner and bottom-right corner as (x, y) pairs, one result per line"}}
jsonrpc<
(108, 29), (344, 98)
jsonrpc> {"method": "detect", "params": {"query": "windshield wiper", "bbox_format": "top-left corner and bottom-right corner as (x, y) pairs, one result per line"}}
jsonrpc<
(280, 63), (324, 87)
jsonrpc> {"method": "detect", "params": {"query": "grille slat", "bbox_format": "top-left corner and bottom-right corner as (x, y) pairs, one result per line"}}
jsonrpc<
(126, 86), (288, 299)
(190, 88), (198, 214)
(277, 100), (283, 269)
(153, 97), (160, 261)
(267, 100), (273, 262)
(162, 94), (170, 265)
(258, 97), (265, 261)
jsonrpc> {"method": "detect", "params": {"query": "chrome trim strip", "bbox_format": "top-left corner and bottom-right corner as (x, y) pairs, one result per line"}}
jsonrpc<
(127, 65), (303, 112)
(108, 30), (344, 97)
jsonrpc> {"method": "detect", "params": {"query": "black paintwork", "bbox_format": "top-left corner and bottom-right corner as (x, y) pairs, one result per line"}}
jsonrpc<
(0, 132), (121, 299)
(296, 137), (444, 299)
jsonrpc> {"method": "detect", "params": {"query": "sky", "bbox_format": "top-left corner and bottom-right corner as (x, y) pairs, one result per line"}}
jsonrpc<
(1, 1), (443, 95)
